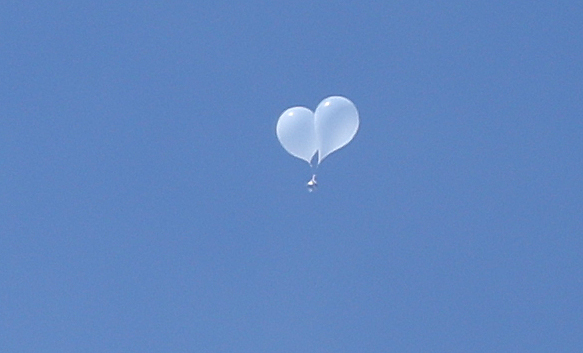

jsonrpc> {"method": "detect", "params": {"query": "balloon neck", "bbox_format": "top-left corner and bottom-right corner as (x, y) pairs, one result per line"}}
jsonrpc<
(309, 152), (319, 168)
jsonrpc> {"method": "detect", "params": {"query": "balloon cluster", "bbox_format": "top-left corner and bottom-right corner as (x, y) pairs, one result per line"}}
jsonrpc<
(276, 96), (359, 190)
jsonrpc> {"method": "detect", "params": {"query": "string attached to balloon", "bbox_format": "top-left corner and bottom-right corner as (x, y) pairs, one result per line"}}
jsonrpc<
(276, 96), (359, 191)
(307, 152), (318, 192)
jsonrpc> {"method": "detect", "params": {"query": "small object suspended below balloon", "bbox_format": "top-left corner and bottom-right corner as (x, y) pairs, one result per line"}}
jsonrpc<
(306, 174), (317, 192)
(276, 96), (359, 191)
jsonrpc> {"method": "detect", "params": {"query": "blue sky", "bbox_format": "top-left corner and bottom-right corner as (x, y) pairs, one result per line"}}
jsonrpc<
(1, 1), (582, 352)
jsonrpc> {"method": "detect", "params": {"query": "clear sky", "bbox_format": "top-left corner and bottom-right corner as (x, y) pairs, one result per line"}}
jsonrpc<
(2, 1), (582, 352)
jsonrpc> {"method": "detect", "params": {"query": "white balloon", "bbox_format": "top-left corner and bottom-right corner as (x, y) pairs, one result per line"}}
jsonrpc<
(276, 96), (359, 167)
(314, 96), (359, 164)
(276, 107), (317, 164)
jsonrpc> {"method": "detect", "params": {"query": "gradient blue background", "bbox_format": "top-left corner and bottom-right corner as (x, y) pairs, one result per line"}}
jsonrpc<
(2, 1), (582, 352)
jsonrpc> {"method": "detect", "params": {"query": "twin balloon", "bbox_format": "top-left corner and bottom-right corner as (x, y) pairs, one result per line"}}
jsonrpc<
(276, 96), (359, 191)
